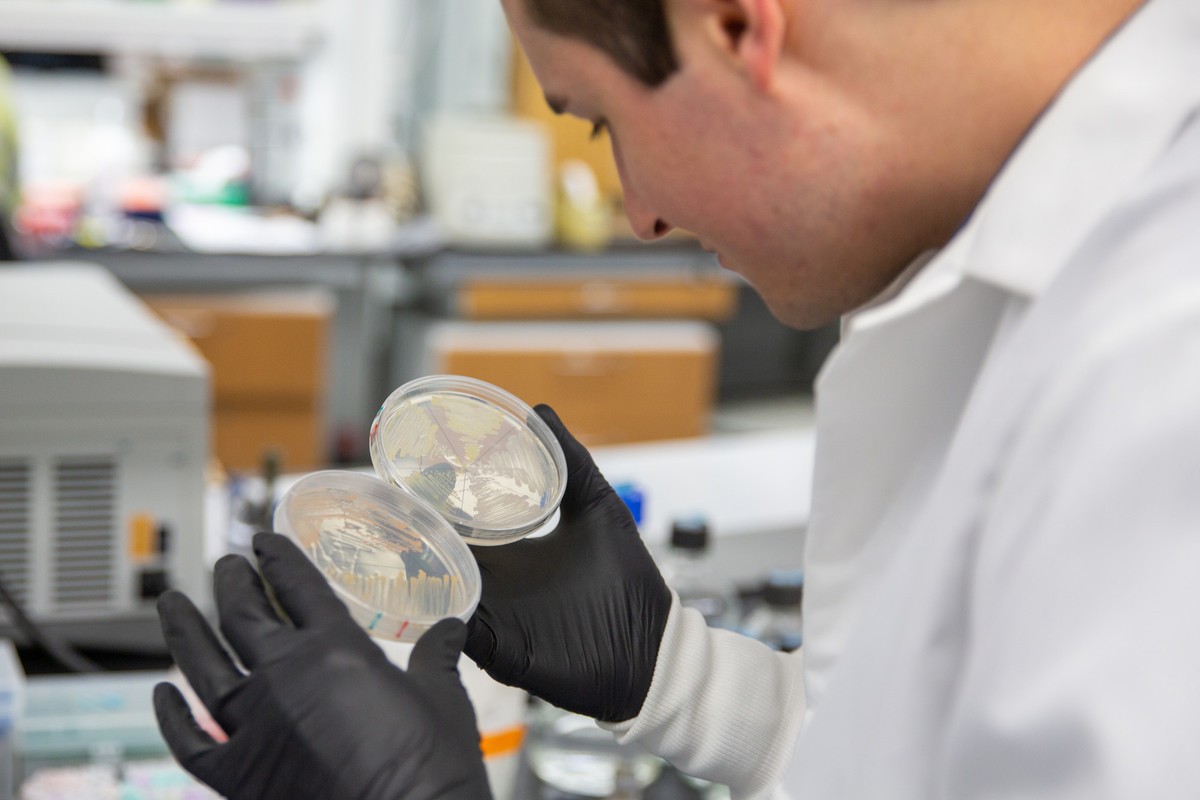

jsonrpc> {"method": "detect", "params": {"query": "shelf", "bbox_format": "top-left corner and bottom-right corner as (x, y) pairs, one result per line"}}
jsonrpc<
(0, 0), (325, 62)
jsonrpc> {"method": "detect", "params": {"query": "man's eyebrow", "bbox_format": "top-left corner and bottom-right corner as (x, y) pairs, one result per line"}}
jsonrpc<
(544, 94), (567, 115)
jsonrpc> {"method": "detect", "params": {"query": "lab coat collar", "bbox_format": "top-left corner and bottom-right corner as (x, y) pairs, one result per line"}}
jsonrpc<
(963, 0), (1200, 298)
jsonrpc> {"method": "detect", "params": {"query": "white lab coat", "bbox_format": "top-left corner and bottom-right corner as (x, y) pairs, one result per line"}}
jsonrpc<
(607, 0), (1200, 797)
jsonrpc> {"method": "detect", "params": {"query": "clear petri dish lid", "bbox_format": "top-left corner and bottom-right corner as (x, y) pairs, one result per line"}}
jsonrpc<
(273, 470), (481, 643)
(369, 375), (567, 546)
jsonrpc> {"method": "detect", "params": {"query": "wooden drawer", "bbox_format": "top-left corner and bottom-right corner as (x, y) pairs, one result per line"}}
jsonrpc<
(213, 403), (323, 473)
(457, 278), (737, 322)
(143, 292), (332, 402)
(429, 321), (719, 447)
(143, 291), (332, 471)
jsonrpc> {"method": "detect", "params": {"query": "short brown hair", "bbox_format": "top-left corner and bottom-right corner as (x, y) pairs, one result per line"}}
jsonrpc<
(524, 0), (680, 86)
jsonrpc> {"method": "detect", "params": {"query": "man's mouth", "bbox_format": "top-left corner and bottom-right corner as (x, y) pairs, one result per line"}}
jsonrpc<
(699, 241), (732, 270)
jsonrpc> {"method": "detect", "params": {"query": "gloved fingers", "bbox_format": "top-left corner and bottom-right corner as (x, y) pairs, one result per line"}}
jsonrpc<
(214, 553), (288, 670)
(534, 404), (608, 512)
(157, 591), (244, 722)
(410, 619), (484, 755)
(410, 618), (469, 678)
(462, 612), (497, 671)
(154, 682), (222, 785)
(253, 532), (353, 629)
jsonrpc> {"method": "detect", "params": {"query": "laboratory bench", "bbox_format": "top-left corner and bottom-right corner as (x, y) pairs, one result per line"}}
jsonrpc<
(397, 244), (837, 404)
(402, 242), (731, 317)
(15, 234), (833, 469)
(392, 244), (835, 450)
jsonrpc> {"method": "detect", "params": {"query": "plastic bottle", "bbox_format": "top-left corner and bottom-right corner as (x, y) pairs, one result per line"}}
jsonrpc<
(614, 481), (645, 527)
(739, 569), (804, 652)
(658, 516), (736, 628)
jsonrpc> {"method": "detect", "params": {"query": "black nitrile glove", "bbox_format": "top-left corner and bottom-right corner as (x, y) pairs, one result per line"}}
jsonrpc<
(464, 405), (672, 723)
(154, 532), (492, 800)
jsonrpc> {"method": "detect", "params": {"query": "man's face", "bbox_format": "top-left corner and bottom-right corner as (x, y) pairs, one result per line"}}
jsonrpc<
(503, 0), (929, 329)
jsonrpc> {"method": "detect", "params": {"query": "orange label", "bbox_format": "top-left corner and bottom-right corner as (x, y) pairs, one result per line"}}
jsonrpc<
(480, 725), (526, 759)
(128, 513), (156, 562)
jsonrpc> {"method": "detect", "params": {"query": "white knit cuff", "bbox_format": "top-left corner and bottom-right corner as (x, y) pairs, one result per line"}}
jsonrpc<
(600, 593), (807, 799)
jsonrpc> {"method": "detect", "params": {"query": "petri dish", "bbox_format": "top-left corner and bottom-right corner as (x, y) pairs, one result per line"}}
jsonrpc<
(369, 375), (567, 546)
(273, 470), (481, 642)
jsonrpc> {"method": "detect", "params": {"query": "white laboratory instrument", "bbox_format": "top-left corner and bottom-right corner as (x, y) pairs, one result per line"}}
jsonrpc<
(0, 264), (210, 651)
(421, 114), (553, 248)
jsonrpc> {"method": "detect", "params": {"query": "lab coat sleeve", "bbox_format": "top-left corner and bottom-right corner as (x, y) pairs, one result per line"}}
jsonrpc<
(941, 317), (1200, 798)
(599, 593), (807, 799)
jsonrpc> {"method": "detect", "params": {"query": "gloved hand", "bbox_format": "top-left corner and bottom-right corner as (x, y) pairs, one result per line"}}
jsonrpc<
(464, 405), (672, 723)
(154, 532), (492, 800)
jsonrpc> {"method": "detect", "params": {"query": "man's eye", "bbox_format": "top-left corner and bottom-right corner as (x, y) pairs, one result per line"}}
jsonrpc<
(590, 119), (609, 141)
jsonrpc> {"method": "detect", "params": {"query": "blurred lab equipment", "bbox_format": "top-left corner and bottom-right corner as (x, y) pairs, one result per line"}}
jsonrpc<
(657, 517), (736, 629)
(20, 761), (219, 800)
(556, 160), (612, 252)
(421, 113), (553, 248)
(525, 699), (662, 799)
(224, 449), (280, 561)
(17, 665), (219, 799)
(613, 482), (646, 528)
(0, 56), (17, 261)
(739, 570), (804, 652)
(3, 641), (209, 799)
(0, 265), (210, 652)
(317, 155), (398, 253)
(0, 641), (20, 800)
(170, 145), (251, 208)
(234, 449), (279, 534)
(21, 670), (171, 771)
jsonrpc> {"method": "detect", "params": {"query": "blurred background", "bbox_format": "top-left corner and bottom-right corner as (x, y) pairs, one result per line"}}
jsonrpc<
(0, 1), (835, 797)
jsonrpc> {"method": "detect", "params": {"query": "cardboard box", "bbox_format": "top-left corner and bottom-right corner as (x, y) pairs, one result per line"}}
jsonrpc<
(428, 321), (719, 447)
(143, 291), (332, 472)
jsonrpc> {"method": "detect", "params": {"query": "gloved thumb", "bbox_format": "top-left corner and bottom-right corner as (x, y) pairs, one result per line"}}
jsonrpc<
(534, 404), (606, 512)
(409, 618), (469, 679)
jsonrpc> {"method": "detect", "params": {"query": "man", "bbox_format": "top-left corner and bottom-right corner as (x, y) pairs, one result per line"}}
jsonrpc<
(155, 0), (1200, 797)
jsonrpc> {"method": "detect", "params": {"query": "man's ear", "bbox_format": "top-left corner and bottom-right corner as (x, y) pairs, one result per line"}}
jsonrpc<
(708, 0), (786, 91)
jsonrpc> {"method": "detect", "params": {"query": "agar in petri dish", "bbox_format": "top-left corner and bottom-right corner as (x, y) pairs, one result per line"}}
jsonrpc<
(370, 376), (567, 545)
(273, 471), (481, 642)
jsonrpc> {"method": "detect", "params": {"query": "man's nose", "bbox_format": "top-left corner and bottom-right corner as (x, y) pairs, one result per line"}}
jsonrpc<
(622, 184), (674, 242)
